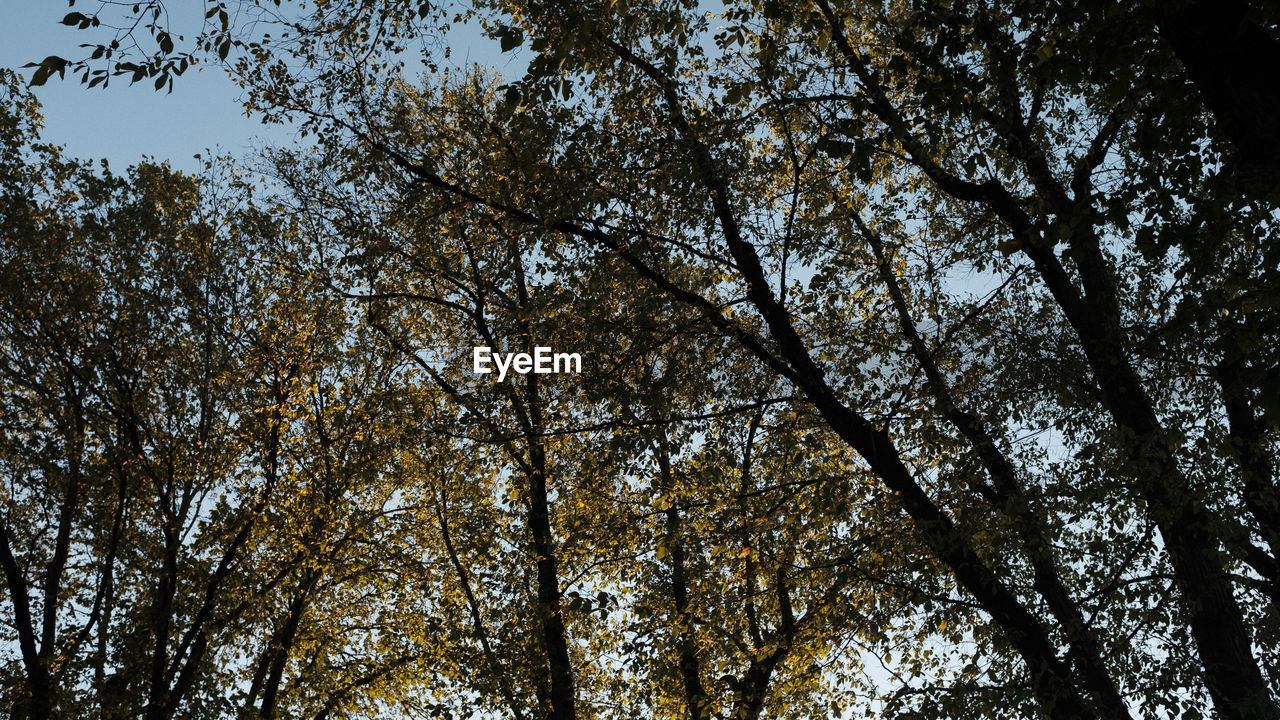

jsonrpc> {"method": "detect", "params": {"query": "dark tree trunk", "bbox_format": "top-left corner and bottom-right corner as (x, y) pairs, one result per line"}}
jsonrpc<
(657, 441), (712, 720)
(515, 257), (577, 720)
(1153, 0), (1280, 196)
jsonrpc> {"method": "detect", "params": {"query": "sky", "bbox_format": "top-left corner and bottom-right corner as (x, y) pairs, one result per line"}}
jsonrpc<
(0, 2), (286, 171)
(0, 2), (516, 173)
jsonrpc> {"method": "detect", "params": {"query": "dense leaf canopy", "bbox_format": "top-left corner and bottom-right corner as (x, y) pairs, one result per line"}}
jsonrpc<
(3, 1), (1279, 719)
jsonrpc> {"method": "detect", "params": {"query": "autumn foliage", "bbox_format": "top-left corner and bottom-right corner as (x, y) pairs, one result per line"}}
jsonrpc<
(3, 2), (1279, 719)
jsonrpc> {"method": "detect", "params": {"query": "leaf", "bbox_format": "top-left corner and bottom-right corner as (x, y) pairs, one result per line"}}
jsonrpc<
(26, 56), (67, 86)
(1034, 42), (1055, 66)
(724, 83), (747, 105)
(996, 237), (1023, 256)
(816, 137), (854, 157)
(29, 65), (51, 87)
(498, 27), (523, 53)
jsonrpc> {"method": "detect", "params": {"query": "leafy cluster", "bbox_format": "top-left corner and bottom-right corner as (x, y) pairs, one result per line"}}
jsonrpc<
(4, 1), (1280, 719)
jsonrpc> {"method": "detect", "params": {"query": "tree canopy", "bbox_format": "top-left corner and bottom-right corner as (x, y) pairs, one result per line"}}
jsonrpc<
(4, 1), (1279, 719)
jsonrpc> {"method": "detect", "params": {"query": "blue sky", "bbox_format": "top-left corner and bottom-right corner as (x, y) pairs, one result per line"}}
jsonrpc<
(0, 2), (515, 172)
(0, 2), (288, 172)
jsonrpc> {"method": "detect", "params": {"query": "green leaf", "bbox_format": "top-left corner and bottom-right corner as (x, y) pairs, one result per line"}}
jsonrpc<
(816, 137), (854, 156)
(1034, 42), (1055, 66)
(29, 65), (51, 87)
(498, 27), (524, 53)
(996, 237), (1023, 255)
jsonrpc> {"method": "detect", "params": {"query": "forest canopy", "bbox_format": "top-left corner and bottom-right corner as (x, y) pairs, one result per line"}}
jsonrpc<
(3, 1), (1279, 720)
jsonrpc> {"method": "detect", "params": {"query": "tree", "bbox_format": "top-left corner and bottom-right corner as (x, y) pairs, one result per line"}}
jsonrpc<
(9, 1), (1280, 719)
(268, 119), (905, 719)
(242, 1), (1278, 718)
(0, 73), (430, 720)
(21, 0), (442, 93)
